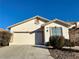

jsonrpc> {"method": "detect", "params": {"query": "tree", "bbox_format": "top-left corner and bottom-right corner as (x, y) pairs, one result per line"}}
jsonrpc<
(0, 28), (12, 46)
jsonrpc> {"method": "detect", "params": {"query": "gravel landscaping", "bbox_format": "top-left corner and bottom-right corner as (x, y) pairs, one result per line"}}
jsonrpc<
(49, 48), (79, 59)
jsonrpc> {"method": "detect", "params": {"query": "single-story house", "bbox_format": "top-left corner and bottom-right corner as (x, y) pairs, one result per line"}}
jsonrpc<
(8, 16), (72, 45)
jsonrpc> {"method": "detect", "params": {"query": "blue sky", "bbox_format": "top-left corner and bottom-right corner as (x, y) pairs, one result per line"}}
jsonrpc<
(0, 0), (79, 29)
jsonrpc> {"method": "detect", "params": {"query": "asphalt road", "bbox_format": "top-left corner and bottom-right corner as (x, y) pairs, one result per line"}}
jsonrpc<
(0, 45), (54, 59)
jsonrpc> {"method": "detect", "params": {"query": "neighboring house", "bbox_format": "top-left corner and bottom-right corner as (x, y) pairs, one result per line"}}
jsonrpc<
(8, 16), (72, 45)
(69, 22), (79, 45)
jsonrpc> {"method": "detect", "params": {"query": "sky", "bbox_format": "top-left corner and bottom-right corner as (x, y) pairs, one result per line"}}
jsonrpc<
(0, 0), (79, 29)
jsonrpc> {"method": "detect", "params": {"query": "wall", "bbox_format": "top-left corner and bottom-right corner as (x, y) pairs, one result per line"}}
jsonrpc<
(69, 29), (79, 42)
(10, 19), (45, 32)
(10, 19), (46, 45)
(44, 22), (69, 43)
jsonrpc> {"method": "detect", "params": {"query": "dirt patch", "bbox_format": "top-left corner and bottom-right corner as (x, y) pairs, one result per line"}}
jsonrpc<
(49, 48), (79, 59)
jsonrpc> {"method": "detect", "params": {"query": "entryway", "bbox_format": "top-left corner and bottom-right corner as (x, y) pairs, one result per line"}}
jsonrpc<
(35, 31), (44, 45)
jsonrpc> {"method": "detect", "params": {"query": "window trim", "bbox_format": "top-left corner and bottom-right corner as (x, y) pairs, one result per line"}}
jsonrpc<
(49, 27), (63, 36)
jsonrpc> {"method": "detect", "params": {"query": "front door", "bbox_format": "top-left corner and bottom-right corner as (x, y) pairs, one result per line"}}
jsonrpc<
(35, 31), (44, 45)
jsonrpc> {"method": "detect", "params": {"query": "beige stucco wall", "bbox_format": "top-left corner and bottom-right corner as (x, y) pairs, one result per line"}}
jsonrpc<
(10, 19), (45, 32)
(10, 19), (46, 45)
(44, 22), (69, 43)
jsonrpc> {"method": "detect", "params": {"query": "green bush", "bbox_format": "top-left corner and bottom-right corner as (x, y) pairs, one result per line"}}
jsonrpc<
(49, 36), (64, 49)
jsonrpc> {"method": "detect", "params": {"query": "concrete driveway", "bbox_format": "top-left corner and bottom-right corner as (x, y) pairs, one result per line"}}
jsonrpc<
(0, 45), (54, 59)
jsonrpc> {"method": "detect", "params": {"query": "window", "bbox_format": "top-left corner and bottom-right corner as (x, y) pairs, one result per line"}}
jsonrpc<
(50, 27), (62, 36)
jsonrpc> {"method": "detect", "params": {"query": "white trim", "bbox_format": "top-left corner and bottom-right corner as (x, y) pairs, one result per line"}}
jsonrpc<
(44, 18), (71, 27)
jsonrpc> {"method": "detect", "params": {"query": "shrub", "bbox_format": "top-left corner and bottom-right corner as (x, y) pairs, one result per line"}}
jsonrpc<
(75, 38), (79, 46)
(58, 36), (65, 48)
(49, 36), (65, 49)
(75, 41), (79, 46)
(70, 41), (75, 47)
(64, 39), (75, 47)
(0, 29), (12, 46)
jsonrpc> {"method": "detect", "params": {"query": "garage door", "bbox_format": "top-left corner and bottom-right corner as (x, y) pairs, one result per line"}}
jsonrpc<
(11, 32), (35, 45)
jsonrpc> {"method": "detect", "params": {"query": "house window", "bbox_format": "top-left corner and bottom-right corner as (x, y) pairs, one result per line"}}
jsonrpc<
(50, 27), (62, 36)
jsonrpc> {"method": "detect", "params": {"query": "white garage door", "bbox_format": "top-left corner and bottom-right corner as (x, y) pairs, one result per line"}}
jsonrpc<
(11, 32), (35, 45)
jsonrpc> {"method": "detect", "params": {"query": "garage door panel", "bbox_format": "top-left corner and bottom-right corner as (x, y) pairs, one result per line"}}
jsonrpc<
(12, 33), (35, 45)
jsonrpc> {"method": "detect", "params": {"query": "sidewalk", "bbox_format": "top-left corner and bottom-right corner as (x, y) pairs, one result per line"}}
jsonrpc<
(63, 46), (79, 50)
(35, 45), (79, 50)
